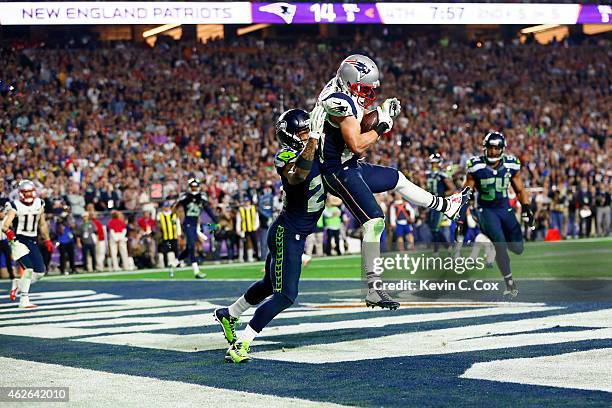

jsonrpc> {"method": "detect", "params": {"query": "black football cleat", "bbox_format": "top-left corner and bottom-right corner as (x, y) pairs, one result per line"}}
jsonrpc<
(365, 288), (400, 310)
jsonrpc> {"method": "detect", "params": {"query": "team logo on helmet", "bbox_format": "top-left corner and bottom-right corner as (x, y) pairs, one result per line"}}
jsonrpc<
(345, 59), (372, 81)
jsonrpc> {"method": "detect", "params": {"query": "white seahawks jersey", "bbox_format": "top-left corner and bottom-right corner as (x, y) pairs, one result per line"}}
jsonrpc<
(6, 198), (44, 237)
(317, 78), (365, 167)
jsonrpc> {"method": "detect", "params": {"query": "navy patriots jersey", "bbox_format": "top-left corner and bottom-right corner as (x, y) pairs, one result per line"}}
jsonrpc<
(467, 155), (521, 208)
(426, 170), (449, 196)
(274, 148), (326, 235)
(176, 192), (217, 222)
(317, 78), (365, 174)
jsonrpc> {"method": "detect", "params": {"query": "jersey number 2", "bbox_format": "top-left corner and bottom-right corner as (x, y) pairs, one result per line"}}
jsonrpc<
(307, 176), (325, 212)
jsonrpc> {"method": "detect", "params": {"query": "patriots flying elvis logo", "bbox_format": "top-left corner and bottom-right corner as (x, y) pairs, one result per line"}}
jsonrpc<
(259, 2), (297, 24)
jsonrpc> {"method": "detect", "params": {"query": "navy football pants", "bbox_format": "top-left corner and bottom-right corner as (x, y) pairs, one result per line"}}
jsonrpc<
(478, 207), (524, 279)
(322, 161), (399, 226)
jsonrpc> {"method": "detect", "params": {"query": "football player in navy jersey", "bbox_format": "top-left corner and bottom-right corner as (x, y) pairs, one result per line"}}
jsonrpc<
(214, 106), (327, 363)
(316, 54), (471, 309)
(1, 180), (54, 308)
(174, 179), (218, 279)
(457, 131), (534, 298)
(426, 153), (455, 255)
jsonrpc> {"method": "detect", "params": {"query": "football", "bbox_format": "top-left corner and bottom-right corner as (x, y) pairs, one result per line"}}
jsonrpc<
(360, 110), (379, 133)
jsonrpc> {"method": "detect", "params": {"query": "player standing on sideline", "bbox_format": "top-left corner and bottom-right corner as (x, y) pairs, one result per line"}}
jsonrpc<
(426, 153), (455, 255)
(174, 179), (218, 279)
(316, 54), (471, 309)
(1, 180), (54, 308)
(457, 131), (534, 298)
(214, 106), (326, 363)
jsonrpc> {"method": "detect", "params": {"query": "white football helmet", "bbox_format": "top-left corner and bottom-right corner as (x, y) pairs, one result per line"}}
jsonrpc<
(336, 54), (380, 108)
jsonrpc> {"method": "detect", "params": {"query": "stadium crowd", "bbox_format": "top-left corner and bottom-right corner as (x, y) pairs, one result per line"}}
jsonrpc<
(0, 31), (610, 273)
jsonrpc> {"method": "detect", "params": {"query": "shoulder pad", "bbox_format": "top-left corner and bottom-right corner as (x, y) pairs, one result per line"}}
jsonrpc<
(274, 149), (298, 169)
(503, 155), (521, 171)
(321, 92), (357, 117)
(4, 201), (15, 212)
(466, 156), (486, 173)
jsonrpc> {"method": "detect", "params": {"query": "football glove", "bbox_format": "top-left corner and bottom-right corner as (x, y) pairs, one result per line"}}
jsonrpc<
(4, 228), (15, 241)
(44, 239), (54, 253)
(308, 105), (326, 141)
(381, 98), (401, 118)
(375, 106), (393, 135)
(522, 205), (535, 230)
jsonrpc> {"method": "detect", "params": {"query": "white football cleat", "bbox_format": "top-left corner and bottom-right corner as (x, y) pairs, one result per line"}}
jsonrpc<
(444, 187), (472, 220)
(19, 297), (38, 309)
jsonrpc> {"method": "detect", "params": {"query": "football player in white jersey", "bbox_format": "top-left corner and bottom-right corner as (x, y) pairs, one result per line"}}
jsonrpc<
(315, 54), (471, 309)
(1, 180), (54, 308)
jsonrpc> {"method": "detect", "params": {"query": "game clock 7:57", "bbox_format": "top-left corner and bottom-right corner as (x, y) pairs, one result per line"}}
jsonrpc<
(430, 6), (465, 21)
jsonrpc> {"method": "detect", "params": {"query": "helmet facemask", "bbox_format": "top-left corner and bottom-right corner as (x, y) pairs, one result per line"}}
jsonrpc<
(348, 82), (377, 109)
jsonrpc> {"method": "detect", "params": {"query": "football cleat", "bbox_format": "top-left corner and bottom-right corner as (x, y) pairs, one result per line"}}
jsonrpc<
(444, 187), (472, 220)
(194, 272), (207, 279)
(365, 288), (400, 310)
(9, 288), (18, 302)
(225, 341), (251, 363)
(19, 297), (37, 309)
(213, 308), (239, 345)
(503, 282), (519, 300)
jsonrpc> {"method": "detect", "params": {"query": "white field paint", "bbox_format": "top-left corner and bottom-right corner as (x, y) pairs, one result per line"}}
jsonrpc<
(460, 348), (612, 393)
(252, 308), (612, 363)
(0, 357), (349, 408)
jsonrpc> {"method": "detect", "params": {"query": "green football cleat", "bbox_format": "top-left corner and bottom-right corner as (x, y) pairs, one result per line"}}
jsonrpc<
(225, 341), (251, 363)
(213, 308), (239, 344)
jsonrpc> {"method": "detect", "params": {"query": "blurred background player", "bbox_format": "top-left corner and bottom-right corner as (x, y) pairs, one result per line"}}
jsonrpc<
(157, 202), (181, 273)
(302, 213), (324, 267)
(323, 197), (342, 256)
(389, 192), (416, 251)
(458, 131), (535, 298)
(174, 178), (218, 279)
(1, 180), (54, 308)
(316, 54), (470, 309)
(214, 106), (326, 363)
(236, 196), (259, 263)
(0, 207), (16, 282)
(426, 153), (455, 256)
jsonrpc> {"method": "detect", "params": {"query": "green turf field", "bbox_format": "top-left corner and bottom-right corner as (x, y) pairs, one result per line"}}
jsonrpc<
(57, 237), (611, 281)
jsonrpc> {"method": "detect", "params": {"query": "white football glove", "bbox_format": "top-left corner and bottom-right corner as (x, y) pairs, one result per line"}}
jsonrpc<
(376, 106), (394, 133)
(308, 104), (326, 141)
(381, 98), (401, 118)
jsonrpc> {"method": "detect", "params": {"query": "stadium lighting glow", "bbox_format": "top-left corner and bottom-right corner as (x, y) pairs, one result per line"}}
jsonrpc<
(520, 24), (560, 34)
(142, 24), (181, 38)
(237, 24), (270, 36)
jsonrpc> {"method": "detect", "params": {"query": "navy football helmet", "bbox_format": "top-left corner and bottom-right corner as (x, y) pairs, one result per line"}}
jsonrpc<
(483, 131), (506, 163)
(275, 109), (310, 151)
(188, 178), (201, 195)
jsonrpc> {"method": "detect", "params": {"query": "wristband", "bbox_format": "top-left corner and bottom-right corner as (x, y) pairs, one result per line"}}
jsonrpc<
(295, 155), (313, 171)
(375, 122), (390, 137)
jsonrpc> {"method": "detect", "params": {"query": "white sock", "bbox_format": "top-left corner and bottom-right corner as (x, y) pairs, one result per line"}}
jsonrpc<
(228, 295), (251, 318)
(247, 249), (253, 263)
(394, 171), (446, 211)
(192, 262), (200, 275)
(167, 252), (177, 267)
(20, 269), (33, 297)
(241, 324), (259, 344)
(11, 278), (19, 291)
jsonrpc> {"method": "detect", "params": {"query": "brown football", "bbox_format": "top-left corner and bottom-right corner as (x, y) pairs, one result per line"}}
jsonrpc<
(360, 110), (379, 133)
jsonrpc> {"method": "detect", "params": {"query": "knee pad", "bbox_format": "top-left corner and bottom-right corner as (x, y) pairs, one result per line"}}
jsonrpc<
(474, 233), (492, 244)
(362, 218), (385, 243)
